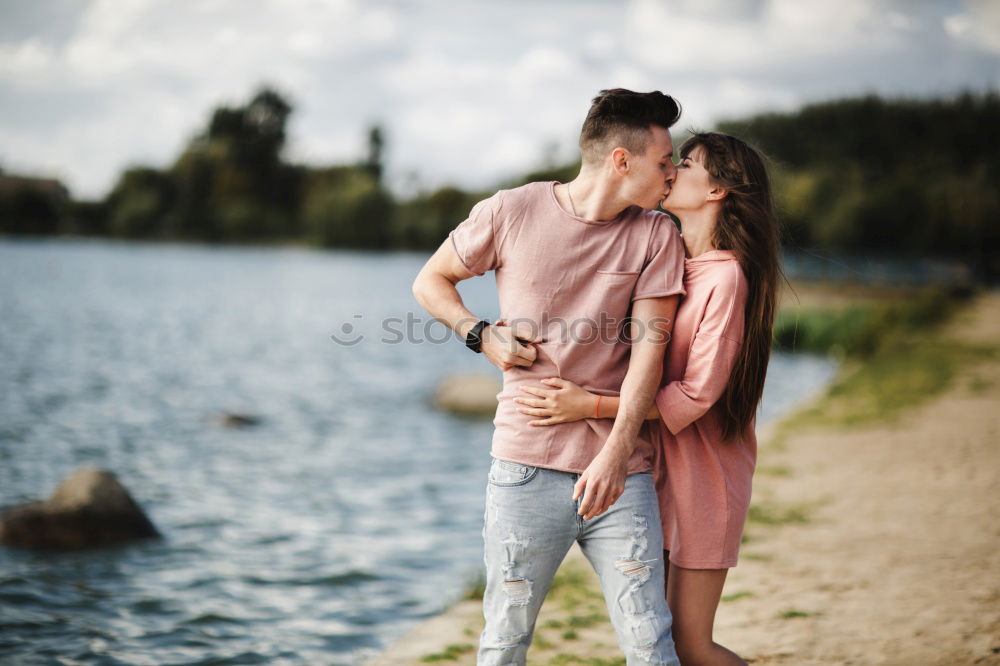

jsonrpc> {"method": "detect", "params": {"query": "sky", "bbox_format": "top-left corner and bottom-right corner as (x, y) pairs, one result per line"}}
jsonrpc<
(0, 0), (998, 200)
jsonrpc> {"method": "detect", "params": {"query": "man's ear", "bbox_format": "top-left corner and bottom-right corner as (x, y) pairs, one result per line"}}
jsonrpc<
(707, 186), (728, 202)
(611, 147), (629, 175)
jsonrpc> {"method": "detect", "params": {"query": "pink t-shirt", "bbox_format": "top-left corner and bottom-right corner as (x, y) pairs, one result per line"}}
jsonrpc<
(449, 181), (685, 474)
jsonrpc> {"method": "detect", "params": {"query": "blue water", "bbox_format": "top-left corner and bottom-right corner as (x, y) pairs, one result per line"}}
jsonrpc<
(0, 238), (837, 665)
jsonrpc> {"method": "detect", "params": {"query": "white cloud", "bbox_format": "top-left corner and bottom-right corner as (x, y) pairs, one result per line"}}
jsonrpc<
(359, 7), (401, 44)
(626, 0), (913, 71)
(511, 46), (579, 83)
(0, 39), (55, 79)
(0, 0), (997, 200)
(946, 0), (1000, 53)
(585, 31), (617, 58)
(382, 51), (496, 95)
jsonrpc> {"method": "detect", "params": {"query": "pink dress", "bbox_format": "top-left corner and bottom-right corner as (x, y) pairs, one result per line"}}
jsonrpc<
(651, 250), (756, 569)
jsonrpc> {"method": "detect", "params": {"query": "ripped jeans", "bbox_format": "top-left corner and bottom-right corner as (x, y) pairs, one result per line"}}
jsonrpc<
(479, 458), (679, 666)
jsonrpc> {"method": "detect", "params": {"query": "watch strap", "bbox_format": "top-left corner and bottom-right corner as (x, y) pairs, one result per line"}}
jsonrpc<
(465, 320), (490, 353)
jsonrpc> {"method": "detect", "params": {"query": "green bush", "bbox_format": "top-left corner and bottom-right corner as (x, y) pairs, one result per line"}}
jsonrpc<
(772, 287), (969, 357)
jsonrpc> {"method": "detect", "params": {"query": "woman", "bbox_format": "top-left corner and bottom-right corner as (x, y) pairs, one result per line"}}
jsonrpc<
(513, 132), (781, 665)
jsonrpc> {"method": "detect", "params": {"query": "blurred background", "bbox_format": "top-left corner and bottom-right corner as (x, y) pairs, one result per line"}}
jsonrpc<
(1, 1), (997, 665)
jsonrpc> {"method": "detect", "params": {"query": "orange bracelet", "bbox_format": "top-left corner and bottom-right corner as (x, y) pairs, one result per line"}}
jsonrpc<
(595, 395), (602, 419)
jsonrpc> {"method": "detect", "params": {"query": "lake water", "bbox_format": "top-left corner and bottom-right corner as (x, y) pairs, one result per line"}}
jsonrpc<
(0, 238), (837, 665)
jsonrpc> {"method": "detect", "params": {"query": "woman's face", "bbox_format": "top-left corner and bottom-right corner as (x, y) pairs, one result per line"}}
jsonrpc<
(662, 145), (717, 213)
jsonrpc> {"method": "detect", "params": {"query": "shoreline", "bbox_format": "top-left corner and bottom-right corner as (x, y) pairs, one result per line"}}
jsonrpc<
(365, 289), (1000, 665)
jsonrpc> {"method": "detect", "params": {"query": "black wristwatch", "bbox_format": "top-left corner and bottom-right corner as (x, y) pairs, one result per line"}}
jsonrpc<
(465, 320), (490, 353)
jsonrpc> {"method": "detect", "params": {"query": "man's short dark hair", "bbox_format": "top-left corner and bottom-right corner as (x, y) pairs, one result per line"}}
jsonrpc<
(579, 88), (682, 164)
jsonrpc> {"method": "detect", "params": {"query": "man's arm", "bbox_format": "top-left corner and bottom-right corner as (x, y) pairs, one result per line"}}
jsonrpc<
(573, 294), (679, 519)
(412, 239), (541, 371)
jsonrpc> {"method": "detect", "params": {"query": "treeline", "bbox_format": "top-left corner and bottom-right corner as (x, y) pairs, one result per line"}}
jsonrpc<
(1, 89), (996, 278)
(0, 87), (496, 251)
(717, 92), (999, 280)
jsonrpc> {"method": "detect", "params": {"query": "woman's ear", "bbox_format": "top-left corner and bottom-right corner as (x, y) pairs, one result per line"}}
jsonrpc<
(706, 186), (728, 202)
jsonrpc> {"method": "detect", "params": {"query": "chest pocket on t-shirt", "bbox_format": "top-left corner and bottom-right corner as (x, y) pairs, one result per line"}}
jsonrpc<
(594, 269), (640, 306)
(595, 269), (640, 287)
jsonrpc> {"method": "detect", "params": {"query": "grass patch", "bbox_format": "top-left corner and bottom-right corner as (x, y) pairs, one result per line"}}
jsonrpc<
(757, 465), (792, 477)
(546, 655), (626, 666)
(420, 643), (476, 662)
(462, 570), (486, 601)
(778, 608), (818, 619)
(771, 286), (999, 428)
(548, 562), (598, 596)
(774, 304), (880, 357)
(519, 560), (612, 662)
(786, 340), (996, 428)
(773, 286), (971, 358)
(747, 502), (812, 526)
(721, 591), (754, 603)
(548, 560), (605, 611)
(741, 552), (773, 562)
(566, 613), (607, 629)
(968, 375), (995, 394)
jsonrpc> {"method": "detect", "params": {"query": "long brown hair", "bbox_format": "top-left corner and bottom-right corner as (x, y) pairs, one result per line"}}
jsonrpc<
(680, 132), (782, 441)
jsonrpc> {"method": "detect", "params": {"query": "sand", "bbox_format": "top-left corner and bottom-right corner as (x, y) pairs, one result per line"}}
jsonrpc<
(367, 291), (1000, 666)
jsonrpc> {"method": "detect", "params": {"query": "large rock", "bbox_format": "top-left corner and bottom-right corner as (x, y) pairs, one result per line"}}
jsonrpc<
(0, 468), (160, 550)
(433, 374), (502, 417)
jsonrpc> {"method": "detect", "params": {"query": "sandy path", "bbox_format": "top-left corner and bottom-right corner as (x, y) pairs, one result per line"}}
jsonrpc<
(715, 291), (1000, 665)
(368, 291), (1000, 665)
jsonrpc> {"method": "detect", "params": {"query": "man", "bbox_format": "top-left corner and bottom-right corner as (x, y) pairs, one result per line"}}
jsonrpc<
(412, 89), (685, 665)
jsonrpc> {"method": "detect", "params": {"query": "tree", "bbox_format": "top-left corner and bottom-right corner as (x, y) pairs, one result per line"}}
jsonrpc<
(105, 167), (173, 238)
(302, 167), (393, 249)
(719, 92), (1000, 278)
(169, 86), (299, 241)
(365, 124), (385, 183)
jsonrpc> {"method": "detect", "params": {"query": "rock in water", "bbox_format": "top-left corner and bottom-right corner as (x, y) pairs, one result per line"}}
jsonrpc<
(0, 468), (161, 550)
(217, 412), (262, 428)
(433, 374), (502, 417)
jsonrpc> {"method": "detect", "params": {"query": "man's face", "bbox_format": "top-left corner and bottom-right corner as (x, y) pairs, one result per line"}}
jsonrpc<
(623, 125), (676, 210)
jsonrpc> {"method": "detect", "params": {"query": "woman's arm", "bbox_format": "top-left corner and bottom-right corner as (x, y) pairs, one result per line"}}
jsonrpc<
(519, 266), (751, 431)
(653, 268), (749, 435)
(653, 335), (742, 434)
(515, 379), (662, 425)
